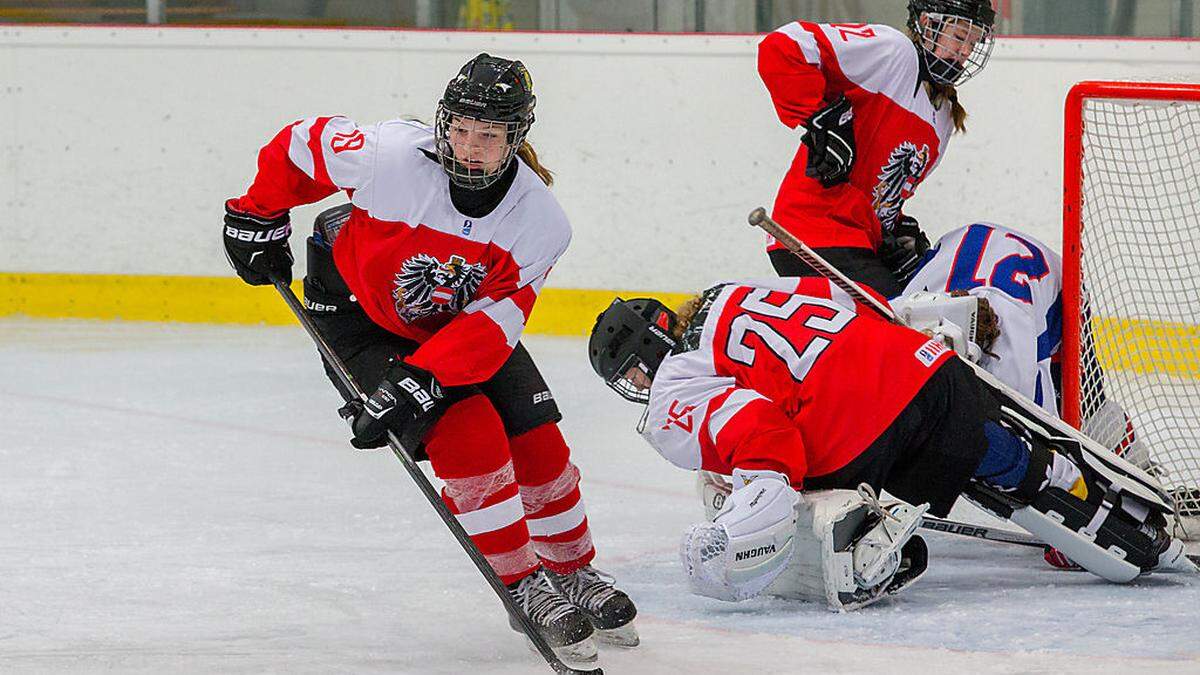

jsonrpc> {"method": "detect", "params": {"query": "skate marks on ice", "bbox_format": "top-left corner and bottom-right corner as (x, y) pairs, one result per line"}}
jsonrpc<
(0, 320), (1197, 673)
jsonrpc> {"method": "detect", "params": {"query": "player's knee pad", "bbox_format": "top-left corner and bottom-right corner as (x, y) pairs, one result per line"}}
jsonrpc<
(424, 394), (511, 476)
(765, 488), (929, 612)
(680, 469), (798, 602)
(313, 203), (352, 248)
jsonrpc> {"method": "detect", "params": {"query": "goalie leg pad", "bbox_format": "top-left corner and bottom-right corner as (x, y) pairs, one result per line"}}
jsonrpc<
(969, 481), (1175, 583)
(852, 497), (929, 588)
(764, 489), (929, 611)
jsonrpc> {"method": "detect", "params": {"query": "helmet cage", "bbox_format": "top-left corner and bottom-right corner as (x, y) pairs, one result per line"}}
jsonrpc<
(606, 352), (653, 404)
(434, 103), (532, 190)
(914, 12), (994, 86)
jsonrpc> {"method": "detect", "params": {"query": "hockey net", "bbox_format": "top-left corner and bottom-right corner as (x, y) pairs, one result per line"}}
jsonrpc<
(1062, 80), (1200, 540)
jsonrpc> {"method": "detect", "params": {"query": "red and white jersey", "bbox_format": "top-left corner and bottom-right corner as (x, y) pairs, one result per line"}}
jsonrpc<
(758, 22), (955, 251)
(903, 223), (1064, 413)
(229, 117), (570, 387)
(642, 278), (953, 486)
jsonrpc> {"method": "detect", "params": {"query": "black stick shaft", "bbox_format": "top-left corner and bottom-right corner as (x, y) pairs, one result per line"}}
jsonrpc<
(272, 279), (599, 675)
(919, 515), (1043, 548)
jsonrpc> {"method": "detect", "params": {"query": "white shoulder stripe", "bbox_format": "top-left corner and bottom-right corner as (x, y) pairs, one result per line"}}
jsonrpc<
(287, 118), (318, 179)
(777, 21), (821, 66)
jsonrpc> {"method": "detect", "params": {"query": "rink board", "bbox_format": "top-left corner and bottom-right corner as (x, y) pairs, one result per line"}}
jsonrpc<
(0, 271), (691, 337)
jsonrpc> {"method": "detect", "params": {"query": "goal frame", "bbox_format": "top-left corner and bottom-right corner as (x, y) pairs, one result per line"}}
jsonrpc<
(1060, 80), (1200, 430)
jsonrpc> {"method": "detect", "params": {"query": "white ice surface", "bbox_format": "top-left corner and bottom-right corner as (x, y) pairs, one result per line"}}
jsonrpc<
(1, 319), (1198, 674)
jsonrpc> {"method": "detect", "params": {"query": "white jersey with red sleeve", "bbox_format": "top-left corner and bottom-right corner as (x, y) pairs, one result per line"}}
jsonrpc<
(641, 277), (953, 487)
(228, 117), (570, 387)
(903, 222), (1064, 413)
(758, 22), (955, 251)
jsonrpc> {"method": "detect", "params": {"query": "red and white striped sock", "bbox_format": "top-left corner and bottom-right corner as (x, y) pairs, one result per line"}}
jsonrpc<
(426, 394), (539, 585)
(511, 423), (596, 576)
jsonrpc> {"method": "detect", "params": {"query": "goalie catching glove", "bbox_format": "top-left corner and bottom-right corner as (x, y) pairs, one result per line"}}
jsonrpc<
(338, 360), (445, 450)
(681, 469), (799, 602)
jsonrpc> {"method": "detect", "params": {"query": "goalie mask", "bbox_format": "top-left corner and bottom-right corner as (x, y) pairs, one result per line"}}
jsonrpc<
(907, 0), (996, 87)
(892, 291), (992, 363)
(435, 53), (536, 190)
(588, 298), (679, 404)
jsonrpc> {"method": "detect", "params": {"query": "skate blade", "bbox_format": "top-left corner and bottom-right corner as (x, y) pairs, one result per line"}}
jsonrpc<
(525, 634), (599, 663)
(596, 623), (639, 647)
(1154, 540), (1200, 574)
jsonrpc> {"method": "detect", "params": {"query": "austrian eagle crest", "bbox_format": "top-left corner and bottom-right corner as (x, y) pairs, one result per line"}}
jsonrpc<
(872, 142), (931, 232)
(393, 253), (487, 322)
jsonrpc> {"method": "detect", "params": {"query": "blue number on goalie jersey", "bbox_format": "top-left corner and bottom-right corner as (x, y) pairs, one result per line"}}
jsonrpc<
(945, 223), (1051, 303)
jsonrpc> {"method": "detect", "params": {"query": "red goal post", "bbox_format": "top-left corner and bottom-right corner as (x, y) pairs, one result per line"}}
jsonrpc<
(1062, 80), (1200, 535)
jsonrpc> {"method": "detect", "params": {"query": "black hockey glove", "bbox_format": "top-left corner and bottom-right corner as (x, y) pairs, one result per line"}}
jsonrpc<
(802, 95), (856, 188)
(338, 361), (444, 450)
(880, 215), (932, 284)
(223, 203), (294, 286)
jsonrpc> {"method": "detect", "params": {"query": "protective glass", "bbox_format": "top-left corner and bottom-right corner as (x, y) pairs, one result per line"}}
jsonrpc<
(917, 12), (994, 86)
(435, 104), (530, 189)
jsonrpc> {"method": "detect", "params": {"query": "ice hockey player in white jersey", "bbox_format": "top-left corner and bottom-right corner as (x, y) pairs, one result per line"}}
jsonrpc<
(897, 222), (1063, 413)
(893, 222), (1157, 569)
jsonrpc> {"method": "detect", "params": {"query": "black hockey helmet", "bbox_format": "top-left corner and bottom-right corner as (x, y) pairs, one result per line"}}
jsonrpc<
(588, 298), (679, 404)
(435, 53), (536, 189)
(906, 0), (996, 86)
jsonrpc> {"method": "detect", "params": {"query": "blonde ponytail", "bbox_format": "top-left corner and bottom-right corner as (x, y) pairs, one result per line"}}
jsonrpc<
(517, 141), (554, 186)
(671, 294), (707, 341)
(928, 82), (968, 133)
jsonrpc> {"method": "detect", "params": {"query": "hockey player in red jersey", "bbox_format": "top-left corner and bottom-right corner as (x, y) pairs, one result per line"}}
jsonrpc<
(587, 278), (1192, 605)
(222, 54), (635, 660)
(758, 0), (995, 296)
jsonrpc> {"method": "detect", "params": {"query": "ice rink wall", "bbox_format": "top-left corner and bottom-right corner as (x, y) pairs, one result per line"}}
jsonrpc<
(0, 25), (1196, 334)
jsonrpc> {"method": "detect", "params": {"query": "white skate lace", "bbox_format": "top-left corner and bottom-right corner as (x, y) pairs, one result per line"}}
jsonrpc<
(557, 565), (621, 612)
(857, 484), (899, 527)
(512, 570), (577, 626)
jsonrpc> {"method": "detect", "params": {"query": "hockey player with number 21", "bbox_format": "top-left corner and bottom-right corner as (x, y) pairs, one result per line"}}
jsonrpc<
(757, 0), (996, 297)
(894, 221), (1151, 570)
(587, 276), (1194, 611)
(221, 54), (635, 661)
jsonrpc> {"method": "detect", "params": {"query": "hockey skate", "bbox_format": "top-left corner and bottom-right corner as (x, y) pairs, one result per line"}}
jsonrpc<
(549, 565), (639, 647)
(507, 568), (597, 663)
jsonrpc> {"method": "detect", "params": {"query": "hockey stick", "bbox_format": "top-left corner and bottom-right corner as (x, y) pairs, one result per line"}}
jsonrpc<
(919, 515), (1043, 549)
(746, 208), (1174, 512)
(272, 278), (601, 675)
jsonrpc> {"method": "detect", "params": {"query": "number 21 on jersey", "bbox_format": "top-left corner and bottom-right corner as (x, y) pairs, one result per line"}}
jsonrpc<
(945, 223), (1050, 303)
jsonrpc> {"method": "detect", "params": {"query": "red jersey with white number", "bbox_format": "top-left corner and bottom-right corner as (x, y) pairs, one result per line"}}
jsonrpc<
(758, 22), (955, 252)
(229, 117), (570, 387)
(642, 277), (952, 487)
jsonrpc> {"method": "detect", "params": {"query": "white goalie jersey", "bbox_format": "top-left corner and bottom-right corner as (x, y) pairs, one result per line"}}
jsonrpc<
(903, 222), (1064, 414)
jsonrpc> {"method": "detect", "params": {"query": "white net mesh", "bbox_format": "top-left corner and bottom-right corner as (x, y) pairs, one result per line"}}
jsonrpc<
(1072, 83), (1200, 537)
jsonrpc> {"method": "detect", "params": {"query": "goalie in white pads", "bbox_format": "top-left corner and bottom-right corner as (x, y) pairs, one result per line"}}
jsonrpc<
(587, 277), (1194, 610)
(893, 222), (1157, 568)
